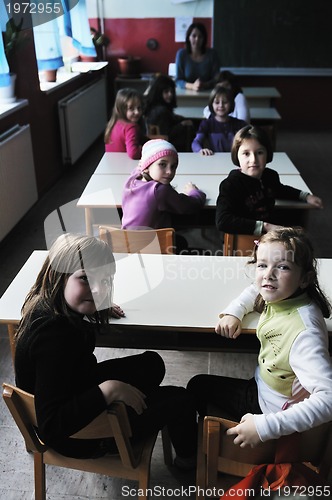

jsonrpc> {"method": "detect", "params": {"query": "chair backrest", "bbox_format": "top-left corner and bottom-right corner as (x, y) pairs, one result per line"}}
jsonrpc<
(202, 416), (332, 487)
(99, 226), (175, 255)
(147, 124), (168, 141)
(168, 63), (176, 78)
(2, 383), (46, 454)
(223, 233), (256, 257)
(2, 382), (142, 469)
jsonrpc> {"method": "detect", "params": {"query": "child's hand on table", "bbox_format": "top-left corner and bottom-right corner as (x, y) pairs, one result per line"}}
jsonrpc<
(306, 194), (323, 209)
(199, 148), (214, 156)
(110, 304), (125, 319)
(215, 314), (242, 339)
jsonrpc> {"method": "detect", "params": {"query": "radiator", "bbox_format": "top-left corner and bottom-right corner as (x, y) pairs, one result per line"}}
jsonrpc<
(0, 124), (38, 242)
(58, 76), (107, 165)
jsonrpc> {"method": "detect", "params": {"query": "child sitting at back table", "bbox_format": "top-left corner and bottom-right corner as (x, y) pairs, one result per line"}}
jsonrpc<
(121, 139), (206, 247)
(187, 227), (332, 448)
(192, 86), (246, 155)
(144, 74), (194, 152)
(216, 125), (323, 235)
(203, 70), (250, 123)
(104, 88), (148, 159)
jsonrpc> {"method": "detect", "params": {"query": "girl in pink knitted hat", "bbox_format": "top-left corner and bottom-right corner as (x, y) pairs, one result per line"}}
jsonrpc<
(121, 139), (206, 251)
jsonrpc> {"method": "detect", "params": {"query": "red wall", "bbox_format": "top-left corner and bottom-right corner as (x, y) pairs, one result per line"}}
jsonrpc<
(91, 17), (212, 76)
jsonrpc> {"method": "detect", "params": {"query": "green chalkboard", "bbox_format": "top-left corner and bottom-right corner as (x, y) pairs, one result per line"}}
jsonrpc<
(213, 0), (332, 68)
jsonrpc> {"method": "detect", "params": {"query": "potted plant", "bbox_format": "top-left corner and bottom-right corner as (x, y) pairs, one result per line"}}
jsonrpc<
(79, 27), (110, 62)
(1, 17), (25, 102)
(117, 55), (141, 76)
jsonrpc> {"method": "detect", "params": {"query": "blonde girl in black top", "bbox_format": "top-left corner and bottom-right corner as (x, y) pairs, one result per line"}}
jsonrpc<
(15, 233), (197, 466)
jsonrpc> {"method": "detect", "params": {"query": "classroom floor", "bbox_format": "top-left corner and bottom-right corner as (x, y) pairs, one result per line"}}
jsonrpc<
(1, 129), (332, 499)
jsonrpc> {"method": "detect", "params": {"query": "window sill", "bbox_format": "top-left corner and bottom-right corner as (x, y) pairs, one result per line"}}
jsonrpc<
(39, 62), (108, 94)
(0, 99), (29, 119)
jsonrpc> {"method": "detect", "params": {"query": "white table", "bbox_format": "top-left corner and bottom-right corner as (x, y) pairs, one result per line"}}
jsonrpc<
(175, 89), (210, 107)
(242, 87), (281, 107)
(175, 87), (281, 108)
(1, 252), (331, 358)
(176, 106), (281, 122)
(77, 172), (313, 234)
(94, 152), (300, 176)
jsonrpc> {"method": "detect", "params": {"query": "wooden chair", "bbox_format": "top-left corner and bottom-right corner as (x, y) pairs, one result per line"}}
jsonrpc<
(147, 124), (168, 140)
(99, 226), (175, 255)
(223, 233), (256, 257)
(3, 383), (173, 500)
(196, 415), (332, 499)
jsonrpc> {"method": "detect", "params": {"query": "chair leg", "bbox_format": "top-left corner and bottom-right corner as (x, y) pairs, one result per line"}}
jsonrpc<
(205, 420), (220, 490)
(137, 468), (150, 500)
(34, 453), (46, 500)
(161, 427), (173, 466)
(196, 418), (206, 500)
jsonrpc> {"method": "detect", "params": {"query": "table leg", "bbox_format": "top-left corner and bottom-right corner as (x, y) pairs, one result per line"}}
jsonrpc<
(85, 208), (93, 236)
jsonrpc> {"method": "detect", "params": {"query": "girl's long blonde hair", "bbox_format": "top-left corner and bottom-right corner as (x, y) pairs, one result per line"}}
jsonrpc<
(249, 227), (331, 318)
(15, 234), (115, 341)
(104, 88), (143, 143)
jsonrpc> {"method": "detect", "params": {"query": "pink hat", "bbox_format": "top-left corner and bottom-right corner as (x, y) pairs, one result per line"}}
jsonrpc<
(139, 139), (178, 171)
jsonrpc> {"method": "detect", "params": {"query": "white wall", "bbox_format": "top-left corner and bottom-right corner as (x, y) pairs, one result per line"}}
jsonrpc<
(87, 0), (213, 19)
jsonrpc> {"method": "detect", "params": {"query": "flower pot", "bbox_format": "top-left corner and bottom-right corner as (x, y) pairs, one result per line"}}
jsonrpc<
(0, 73), (16, 103)
(79, 55), (97, 62)
(43, 69), (57, 82)
(118, 56), (141, 76)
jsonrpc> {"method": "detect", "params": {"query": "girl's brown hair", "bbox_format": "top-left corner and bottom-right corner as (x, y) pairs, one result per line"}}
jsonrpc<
(104, 88), (143, 143)
(249, 227), (331, 318)
(15, 234), (115, 341)
(208, 86), (235, 115)
(231, 125), (274, 166)
(145, 74), (177, 112)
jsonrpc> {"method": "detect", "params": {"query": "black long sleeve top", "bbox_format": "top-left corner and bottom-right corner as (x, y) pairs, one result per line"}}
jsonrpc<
(145, 104), (184, 136)
(15, 312), (108, 458)
(215, 168), (303, 235)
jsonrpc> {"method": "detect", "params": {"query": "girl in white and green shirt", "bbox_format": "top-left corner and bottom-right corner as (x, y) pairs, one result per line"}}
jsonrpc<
(187, 227), (332, 447)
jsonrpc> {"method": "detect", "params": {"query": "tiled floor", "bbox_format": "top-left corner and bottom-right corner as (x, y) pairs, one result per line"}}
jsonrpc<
(0, 129), (331, 498)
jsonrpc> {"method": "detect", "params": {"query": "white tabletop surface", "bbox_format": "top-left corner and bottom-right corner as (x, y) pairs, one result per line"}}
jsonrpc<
(175, 87), (280, 100)
(250, 107), (281, 120)
(242, 87), (281, 99)
(175, 106), (281, 121)
(94, 152), (300, 176)
(175, 87), (280, 109)
(77, 173), (311, 209)
(1, 251), (331, 334)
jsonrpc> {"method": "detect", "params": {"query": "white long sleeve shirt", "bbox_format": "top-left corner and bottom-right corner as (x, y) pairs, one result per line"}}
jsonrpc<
(222, 284), (332, 442)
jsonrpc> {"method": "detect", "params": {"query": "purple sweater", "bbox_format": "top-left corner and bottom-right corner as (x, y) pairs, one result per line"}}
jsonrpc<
(192, 115), (247, 153)
(122, 167), (206, 229)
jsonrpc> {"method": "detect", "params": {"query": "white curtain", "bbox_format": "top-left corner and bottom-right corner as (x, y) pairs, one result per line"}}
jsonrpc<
(33, 0), (96, 71)
(0, 0), (10, 86)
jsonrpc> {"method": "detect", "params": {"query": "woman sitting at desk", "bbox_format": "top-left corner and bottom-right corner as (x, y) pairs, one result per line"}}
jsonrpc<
(175, 22), (220, 91)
